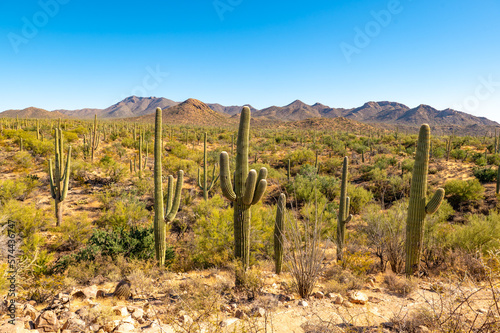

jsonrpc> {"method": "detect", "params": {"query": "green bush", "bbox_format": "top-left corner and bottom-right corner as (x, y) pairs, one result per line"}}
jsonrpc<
(473, 167), (497, 183)
(0, 179), (28, 203)
(97, 194), (150, 229)
(449, 212), (500, 254)
(444, 179), (484, 207)
(12, 151), (33, 170)
(284, 148), (315, 166)
(347, 184), (373, 214)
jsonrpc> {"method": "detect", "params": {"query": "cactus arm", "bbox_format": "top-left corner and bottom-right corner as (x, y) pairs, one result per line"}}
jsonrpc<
(207, 164), (219, 191)
(344, 196), (352, 224)
(425, 188), (445, 214)
(165, 175), (174, 216)
(220, 151), (236, 201)
(49, 159), (56, 199)
(60, 146), (71, 201)
(242, 169), (258, 205)
(165, 170), (184, 222)
(251, 179), (268, 206)
(197, 168), (202, 188)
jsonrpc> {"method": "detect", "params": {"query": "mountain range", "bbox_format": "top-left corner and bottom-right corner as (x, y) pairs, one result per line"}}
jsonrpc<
(1, 96), (498, 130)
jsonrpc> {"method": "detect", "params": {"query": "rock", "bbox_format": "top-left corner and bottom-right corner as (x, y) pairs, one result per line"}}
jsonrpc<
(298, 300), (308, 307)
(219, 318), (238, 327)
(278, 294), (292, 302)
(343, 301), (354, 308)
(114, 322), (135, 333)
(368, 296), (383, 304)
(416, 326), (430, 333)
(313, 291), (324, 299)
(90, 324), (101, 332)
(477, 308), (489, 314)
(96, 290), (107, 299)
(140, 322), (175, 333)
(23, 304), (38, 321)
(178, 314), (193, 325)
(113, 306), (129, 317)
(131, 308), (144, 321)
(75, 307), (89, 319)
(347, 291), (368, 305)
(251, 307), (265, 317)
(62, 317), (86, 331)
(234, 309), (247, 319)
(35, 311), (60, 332)
(0, 320), (27, 333)
(332, 295), (344, 305)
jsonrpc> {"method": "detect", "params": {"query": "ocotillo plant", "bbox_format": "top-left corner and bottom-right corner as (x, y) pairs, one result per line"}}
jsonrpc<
(274, 193), (286, 274)
(405, 124), (445, 276)
(197, 132), (219, 200)
(220, 106), (268, 273)
(49, 128), (71, 226)
(336, 156), (352, 262)
(154, 108), (183, 266)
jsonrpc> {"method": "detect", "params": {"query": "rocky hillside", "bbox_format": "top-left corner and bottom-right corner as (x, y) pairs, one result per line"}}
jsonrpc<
(0, 107), (68, 119)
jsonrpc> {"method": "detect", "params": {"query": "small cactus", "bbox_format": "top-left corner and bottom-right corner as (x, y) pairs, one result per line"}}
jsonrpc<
(274, 193), (286, 274)
(112, 278), (131, 300)
(336, 156), (352, 262)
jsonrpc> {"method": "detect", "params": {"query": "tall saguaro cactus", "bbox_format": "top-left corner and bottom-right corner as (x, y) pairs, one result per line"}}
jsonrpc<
(154, 108), (183, 266)
(49, 128), (71, 226)
(336, 156), (352, 261)
(274, 193), (286, 274)
(197, 132), (219, 200)
(405, 124), (445, 276)
(91, 114), (100, 162)
(220, 106), (268, 272)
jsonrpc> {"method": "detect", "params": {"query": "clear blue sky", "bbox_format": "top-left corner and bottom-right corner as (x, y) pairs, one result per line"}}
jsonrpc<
(1, 0), (499, 122)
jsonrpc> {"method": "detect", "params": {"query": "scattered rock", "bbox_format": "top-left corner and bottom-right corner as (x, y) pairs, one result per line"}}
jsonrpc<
(347, 291), (368, 305)
(368, 296), (383, 304)
(343, 301), (354, 308)
(178, 314), (193, 325)
(113, 306), (129, 317)
(114, 322), (135, 332)
(35, 311), (60, 332)
(219, 318), (238, 327)
(62, 317), (86, 331)
(23, 304), (38, 321)
(313, 291), (324, 299)
(251, 307), (266, 317)
(278, 294), (292, 302)
(332, 295), (344, 305)
(298, 300), (308, 307)
(96, 290), (107, 299)
(234, 309), (247, 319)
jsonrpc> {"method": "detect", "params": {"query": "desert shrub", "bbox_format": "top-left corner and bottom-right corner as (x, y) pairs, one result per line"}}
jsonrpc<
(249, 162), (284, 180)
(450, 149), (467, 161)
(472, 152), (487, 166)
(163, 155), (197, 177)
(444, 178), (484, 207)
(401, 159), (414, 173)
(120, 137), (135, 148)
(0, 200), (50, 265)
(284, 148), (315, 166)
(12, 151), (33, 170)
(287, 164), (338, 202)
(448, 212), (500, 254)
(487, 153), (500, 166)
(383, 271), (417, 295)
(51, 213), (93, 251)
(62, 131), (78, 143)
(363, 201), (406, 273)
(473, 167), (497, 183)
(0, 179), (28, 203)
(323, 265), (364, 294)
(374, 156), (397, 169)
(346, 183), (373, 214)
(339, 250), (375, 276)
(70, 159), (92, 184)
(97, 194), (150, 229)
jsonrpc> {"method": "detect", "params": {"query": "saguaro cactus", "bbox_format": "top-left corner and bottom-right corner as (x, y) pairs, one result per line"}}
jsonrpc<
(220, 106), (268, 272)
(405, 124), (445, 276)
(496, 165), (499, 195)
(274, 193), (286, 274)
(336, 156), (352, 262)
(197, 132), (219, 200)
(154, 108), (183, 266)
(49, 128), (71, 226)
(91, 115), (100, 162)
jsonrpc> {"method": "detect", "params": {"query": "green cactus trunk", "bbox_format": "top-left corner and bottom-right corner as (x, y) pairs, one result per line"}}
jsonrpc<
(154, 108), (166, 266)
(49, 128), (71, 226)
(405, 124), (445, 276)
(336, 156), (352, 262)
(496, 165), (499, 195)
(153, 108), (183, 267)
(274, 193), (286, 274)
(197, 132), (219, 200)
(220, 107), (268, 278)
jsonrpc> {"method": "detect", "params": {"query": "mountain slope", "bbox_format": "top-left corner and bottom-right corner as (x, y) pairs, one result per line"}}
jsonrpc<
(132, 98), (233, 126)
(0, 107), (68, 119)
(254, 100), (322, 121)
